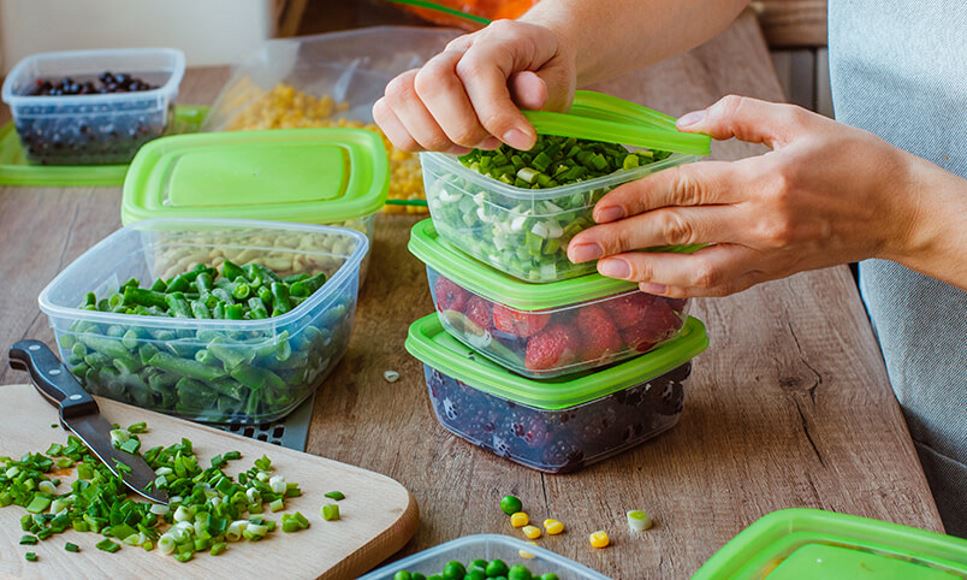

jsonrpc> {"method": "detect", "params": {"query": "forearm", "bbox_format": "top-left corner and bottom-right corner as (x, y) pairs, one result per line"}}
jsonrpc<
(885, 156), (967, 290)
(520, 0), (750, 86)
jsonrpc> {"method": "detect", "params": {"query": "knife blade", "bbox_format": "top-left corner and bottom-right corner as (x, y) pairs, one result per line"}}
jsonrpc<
(9, 339), (168, 504)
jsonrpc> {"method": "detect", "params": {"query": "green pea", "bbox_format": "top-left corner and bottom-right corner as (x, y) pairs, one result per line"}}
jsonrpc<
(443, 561), (466, 580)
(507, 565), (532, 580)
(486, 560), (510, 577)
(500, 495), (523, 516)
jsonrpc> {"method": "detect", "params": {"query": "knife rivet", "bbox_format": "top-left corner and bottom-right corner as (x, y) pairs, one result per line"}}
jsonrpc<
(49, 369), (61, 376)
(68, 394), (82, 401)
(28, 345), (40, 351)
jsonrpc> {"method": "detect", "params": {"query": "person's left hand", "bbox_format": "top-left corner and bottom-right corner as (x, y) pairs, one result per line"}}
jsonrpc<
(566, 95), (929, 297)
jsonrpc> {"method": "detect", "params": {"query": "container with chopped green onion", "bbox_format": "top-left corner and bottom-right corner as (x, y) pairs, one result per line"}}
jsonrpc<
(421, 131), (699, 282)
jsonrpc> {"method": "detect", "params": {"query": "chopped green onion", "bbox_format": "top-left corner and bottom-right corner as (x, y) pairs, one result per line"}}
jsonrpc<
(321, 504), (340, 521)
(96, 539), (121, 553)
(24, 552), (38, 562)
(65, 542), (80, 552)
(20, 534), (38, 545)
(324, 491), (345, 501)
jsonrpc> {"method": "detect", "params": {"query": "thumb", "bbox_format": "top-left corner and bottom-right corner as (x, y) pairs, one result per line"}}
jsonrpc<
(508, 67), (574, 112)
(675, 95), (808, 148)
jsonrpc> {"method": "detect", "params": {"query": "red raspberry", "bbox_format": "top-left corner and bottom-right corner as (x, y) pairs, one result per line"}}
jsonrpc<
(576, 305), (624, 360)
(525, 324), (582, 371)
(464, 296), (493, 331)
(620, 300), (685, 352)
(434, 276), (469, 313)
(492, 305), (550, 338)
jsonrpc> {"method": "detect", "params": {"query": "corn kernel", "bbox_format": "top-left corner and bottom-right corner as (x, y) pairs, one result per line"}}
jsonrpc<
(543, 519), (565, 535)
(510, 512), (529, 528)
(518, 549), (535, 559)
(522, 525), (542, 540)
(589, 530), (610, 549)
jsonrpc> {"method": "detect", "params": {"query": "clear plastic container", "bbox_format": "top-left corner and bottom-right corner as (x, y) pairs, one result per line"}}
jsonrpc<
(1, 48), (185, 165)
(421, 150), (698, 282)
(203, 26), (460, 131)
(406, 313), (708, 473)
(410, 219), (689, 378)
(359, 534), (609, 580)
(38, 218), (368, 424)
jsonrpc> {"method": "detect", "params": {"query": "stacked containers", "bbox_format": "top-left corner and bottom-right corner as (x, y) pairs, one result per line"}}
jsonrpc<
(406, 94), (712, 472)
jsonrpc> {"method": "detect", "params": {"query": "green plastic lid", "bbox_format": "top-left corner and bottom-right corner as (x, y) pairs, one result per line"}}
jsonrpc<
(121, 128), (388, 225)
(405, 312), (708, 410)
(694, 508), (967, 580)
(0, 105), (207, 187)
(409, 219), (703, 310)
(523, 90), (712, 156)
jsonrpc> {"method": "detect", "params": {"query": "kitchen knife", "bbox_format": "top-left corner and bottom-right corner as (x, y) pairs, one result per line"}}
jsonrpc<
(9, 340), (168, 504)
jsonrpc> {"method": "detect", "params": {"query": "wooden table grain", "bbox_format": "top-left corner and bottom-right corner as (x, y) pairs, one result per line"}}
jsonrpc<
(0, 12), (943, 579)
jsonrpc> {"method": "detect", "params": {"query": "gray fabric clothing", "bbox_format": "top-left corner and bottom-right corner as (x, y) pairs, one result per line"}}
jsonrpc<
(829, 1), (967, 536)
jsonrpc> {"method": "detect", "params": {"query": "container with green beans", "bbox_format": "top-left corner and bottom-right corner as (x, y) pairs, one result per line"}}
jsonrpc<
(38, 219), (369, 424)
(421, 135), (699, 283)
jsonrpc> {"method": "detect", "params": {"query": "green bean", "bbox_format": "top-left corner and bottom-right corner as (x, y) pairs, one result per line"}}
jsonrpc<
(148, 352), (226, 382)
(123, 287), (167, 309)
(195, 272), (214, 294)
(270, 283), (292, 316)
(221, 260), (246, 282)
(190, 301), (212, 319)
(164, 292), (192, 319)
(289, 273), (326, 298)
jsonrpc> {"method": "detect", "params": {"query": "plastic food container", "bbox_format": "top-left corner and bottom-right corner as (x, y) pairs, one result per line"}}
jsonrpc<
(1, 48), (185, 165)
(38, 218), (369, 424)
(409, 219), (689, 378)
(359, 534), (608, 580)
(203, 26), (459, 131)
(406, 313), (708, 473)
(121, 128), (388, 282)
(694, 508), (967, 579)
(422, 149), (698, 282)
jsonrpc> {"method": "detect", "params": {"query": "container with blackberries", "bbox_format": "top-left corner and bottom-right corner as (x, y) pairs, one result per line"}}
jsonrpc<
(406, 218), (710, 473)
(2, 48), (185, 165)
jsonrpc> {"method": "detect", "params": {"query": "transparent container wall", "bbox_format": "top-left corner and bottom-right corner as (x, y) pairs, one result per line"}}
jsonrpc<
(203, 26), (460, 131)
(422, 362), (690, 473)
(427, 267), (689, 379)
(39, 220), (365, 424)
(422, 152), (696, 283)
(2, 48), (184, 165)
(360, 534), (609, 580)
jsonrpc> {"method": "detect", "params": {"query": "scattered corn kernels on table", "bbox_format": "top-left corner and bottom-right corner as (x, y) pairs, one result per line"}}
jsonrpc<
(227, 83), (426, 214)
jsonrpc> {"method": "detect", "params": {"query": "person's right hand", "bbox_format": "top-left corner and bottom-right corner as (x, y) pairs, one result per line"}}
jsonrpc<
(373, 20), (576, 154)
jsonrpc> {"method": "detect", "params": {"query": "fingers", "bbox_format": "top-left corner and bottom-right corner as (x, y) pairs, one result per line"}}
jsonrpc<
(676, 94), (817, 148)
(382, 70), (464, 152)
(593, 244), (766, 296)
(414, 50), (492, 148)
(569, 205), (746, 264)
(591, 161), (738, 223)
(372, 97), (418, 152)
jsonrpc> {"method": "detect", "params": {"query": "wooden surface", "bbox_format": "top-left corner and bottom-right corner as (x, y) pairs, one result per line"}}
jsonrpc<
(752, 0), (828, 47)
(0, 12), (944, 580)
(0, 385), (418, 579)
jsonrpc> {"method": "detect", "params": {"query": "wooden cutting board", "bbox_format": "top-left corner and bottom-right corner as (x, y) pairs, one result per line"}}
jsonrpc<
(0, 384), (418, 580)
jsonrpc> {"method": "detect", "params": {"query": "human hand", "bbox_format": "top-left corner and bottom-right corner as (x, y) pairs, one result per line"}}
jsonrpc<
(373, 19), (576, 153)
(566, 95), (932, 297)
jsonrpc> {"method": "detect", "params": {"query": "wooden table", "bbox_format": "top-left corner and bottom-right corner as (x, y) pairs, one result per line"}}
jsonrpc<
(0, 12), (944, 578)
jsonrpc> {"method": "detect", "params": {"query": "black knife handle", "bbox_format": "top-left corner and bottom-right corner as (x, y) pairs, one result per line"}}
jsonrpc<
(9, 340), (99, 419)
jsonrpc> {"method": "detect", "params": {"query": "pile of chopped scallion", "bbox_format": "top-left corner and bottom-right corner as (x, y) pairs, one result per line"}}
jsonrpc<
(1, 422), (310, 563)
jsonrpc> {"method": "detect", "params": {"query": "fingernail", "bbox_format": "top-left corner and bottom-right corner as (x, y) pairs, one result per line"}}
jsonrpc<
(568, 243), (603, 263)
(478, 137), (501, 150)
(676, 109), (706, 129)
(640, 283), (667, 295)
(598, 259), (631, 279)
(448, 145), (471, 155)
(502, 128), (534, 150)
(596, 206), (624, 223)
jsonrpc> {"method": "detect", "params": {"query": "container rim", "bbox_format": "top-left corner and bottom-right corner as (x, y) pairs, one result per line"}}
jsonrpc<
(358, 534), (610, 580)
(37, 217), (368, 330)
(1, 47), (186, 106)
(422, 150), (698, 201)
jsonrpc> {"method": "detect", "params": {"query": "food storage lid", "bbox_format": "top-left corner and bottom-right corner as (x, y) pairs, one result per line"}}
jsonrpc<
(523, 90), (712, 156)
(409, 219), (700, 310)
(121, 128), (388, 225)
(406, 313), (708, 410)
(694, 508), (967, 579)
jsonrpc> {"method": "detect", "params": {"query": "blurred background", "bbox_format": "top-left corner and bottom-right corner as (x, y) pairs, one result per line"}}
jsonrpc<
(0, 0), (830, 115)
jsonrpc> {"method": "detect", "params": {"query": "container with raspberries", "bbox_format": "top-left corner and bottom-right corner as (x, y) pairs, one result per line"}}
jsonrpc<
(405, 312), (708, 473)
(409, 219), (689, 378)
(1, 48), (185, 165)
